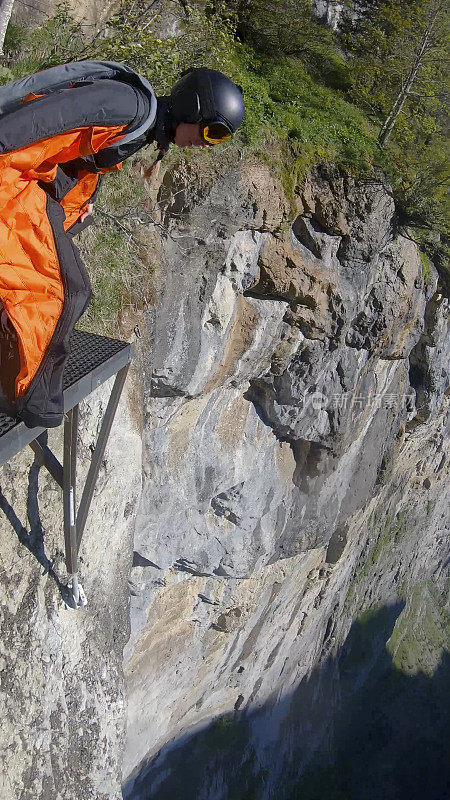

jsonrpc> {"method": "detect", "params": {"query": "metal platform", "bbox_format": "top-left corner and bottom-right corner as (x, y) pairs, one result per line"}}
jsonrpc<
(0, 329), (132, 466)
(0, 329), (133, 608)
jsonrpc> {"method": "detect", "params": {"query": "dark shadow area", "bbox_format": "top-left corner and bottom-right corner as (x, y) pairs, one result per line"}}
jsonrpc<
(291, 438), (337, 490)
(174, 559), (214, 578)
(243, 380), (280, 438)
(0, 304), (20, 413)
(242, 383), (339, 490)
(123, 602), (450, 800)
(0, 439), (66, 597)
(132, 552), (162, 569)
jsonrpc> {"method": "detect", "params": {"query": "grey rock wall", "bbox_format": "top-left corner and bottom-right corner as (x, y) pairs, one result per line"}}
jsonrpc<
(0, 381), (141, 800)
(3, 3), (448, 797)
(122, 156), (449, 797)
(313, 0), (345, 30)
(0, 146), (447, 799)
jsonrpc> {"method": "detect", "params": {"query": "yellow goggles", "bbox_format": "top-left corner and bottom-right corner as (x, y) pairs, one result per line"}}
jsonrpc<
(200, 121), (232, 145)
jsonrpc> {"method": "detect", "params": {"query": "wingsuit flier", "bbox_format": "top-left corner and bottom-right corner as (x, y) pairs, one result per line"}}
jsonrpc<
(0, 61), (245, 428)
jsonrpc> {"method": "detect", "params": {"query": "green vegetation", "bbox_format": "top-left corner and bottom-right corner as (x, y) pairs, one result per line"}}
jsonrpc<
(1, 5), (85, 76)
(376, 449), (394, 486)
(77, 157), (157, 334)
(235, 0), (353, 94)
(343, 506), (410, 609)
(420, 250), (433, 286)
(342, 0), (448, 141)
(341, 0), (449, 286)
(387, 581), (450, 675)
(361, 509), (407, 576)
(1, 0), (448, 328)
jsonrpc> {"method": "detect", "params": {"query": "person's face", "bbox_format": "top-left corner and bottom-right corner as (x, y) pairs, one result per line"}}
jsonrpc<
(173, 122), (209, 147)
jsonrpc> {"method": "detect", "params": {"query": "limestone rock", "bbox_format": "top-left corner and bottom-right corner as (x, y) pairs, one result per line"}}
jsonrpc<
(409, 293), (450, 422)
(0, 379), (141, 800)
(123, 155), (450, 797)
(0, 134), (448, 799)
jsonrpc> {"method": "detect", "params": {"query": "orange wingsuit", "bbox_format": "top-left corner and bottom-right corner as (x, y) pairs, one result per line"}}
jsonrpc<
(0, 124), (127, 400)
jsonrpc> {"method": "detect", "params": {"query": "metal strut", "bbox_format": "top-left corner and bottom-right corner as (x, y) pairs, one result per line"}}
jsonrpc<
(63, 405), (86, 608)
(28, 362), (130, 609)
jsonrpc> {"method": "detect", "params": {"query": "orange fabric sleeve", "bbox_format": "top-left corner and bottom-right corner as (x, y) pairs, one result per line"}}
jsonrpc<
(61, 171), (101, 230)
(61, 161), (124, 231)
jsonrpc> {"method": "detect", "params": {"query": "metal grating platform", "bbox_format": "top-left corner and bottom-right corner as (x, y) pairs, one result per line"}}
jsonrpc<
(0, 329), (132, 467)
(0, 412), (16, 437)
(63, 329), (129, 389)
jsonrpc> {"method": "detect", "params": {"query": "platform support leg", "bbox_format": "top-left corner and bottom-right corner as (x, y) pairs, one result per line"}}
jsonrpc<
(26, 362), (130, 609)
(63, 405), (85, 607)
(76, 364), (130, 549)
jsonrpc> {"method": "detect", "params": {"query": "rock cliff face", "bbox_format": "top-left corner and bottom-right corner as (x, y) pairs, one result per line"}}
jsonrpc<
(0, 385), (141, 799)
(313, 0), (345, 30)
(0, 152), (448, 798)
(11, 0), (116, 27)
(122, 156), (449, 798)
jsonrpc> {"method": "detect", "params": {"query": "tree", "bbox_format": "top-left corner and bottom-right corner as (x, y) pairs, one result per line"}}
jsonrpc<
(236, 0), (335, 61)
(235, 0), (352, 90)
(342, 0), (449, 147)
(378, 0), (448, 145)
(0, 0), (15, 55)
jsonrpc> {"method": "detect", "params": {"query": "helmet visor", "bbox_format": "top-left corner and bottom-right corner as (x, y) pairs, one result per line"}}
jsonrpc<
(201, 120), (232, 145)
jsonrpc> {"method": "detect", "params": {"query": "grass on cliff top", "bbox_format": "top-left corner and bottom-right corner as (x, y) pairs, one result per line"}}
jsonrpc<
(77, 158), (158, 336)
(2, 6), (385, 183)
(2, 4), (446, 330)
(233, 47), (382, 174)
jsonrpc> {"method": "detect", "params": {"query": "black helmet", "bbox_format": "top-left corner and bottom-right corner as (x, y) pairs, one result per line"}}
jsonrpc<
(169, 68), (244, 144)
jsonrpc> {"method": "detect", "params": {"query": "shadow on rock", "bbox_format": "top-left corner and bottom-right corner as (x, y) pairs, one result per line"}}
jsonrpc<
(0, 445), (66, 597)
(123, 602), (450, 800)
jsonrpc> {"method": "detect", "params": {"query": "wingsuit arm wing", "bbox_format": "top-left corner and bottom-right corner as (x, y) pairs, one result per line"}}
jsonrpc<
(0, 78), (146, 426)
(60, 170), (103, 231)
(43, 161), (124, 234)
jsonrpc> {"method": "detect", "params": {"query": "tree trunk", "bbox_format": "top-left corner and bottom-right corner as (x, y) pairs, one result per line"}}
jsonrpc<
(0, 0), (15, 55)
(378, 2), (442, 147)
